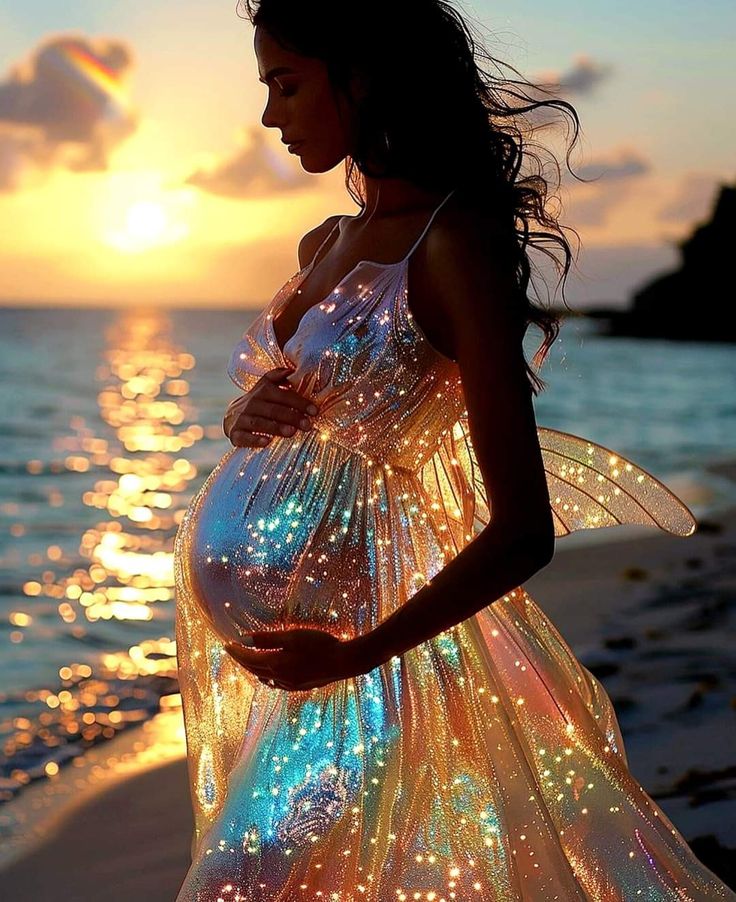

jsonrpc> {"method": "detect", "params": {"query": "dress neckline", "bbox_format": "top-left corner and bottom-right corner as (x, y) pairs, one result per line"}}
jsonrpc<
(268, 256), (405, 365)
(270, 189), (455, 362)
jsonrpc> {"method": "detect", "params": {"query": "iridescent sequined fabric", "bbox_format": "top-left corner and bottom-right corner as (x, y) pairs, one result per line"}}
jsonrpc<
(174, 193), (734, 900)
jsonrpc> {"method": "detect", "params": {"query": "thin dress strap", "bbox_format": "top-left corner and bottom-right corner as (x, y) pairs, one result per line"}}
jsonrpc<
(307, 190), (454, 274)
(401, 189), (455, 263)
(303, 218), (342, 272)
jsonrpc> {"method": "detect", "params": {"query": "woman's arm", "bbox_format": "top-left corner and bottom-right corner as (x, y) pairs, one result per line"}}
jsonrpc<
(354, 202), (556, 669)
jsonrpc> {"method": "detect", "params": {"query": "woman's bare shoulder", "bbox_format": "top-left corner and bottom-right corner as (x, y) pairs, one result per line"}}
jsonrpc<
(438, 189), (513, 242)
(297, 215), (342, 269)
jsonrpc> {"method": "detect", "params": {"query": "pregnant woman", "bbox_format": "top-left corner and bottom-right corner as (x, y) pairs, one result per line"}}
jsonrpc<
(174, 1), (735, 899)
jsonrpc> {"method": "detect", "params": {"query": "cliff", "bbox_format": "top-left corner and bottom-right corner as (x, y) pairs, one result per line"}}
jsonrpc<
(587, 181), (736, 342)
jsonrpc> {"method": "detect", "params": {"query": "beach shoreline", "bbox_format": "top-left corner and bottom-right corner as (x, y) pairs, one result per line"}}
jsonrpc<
(1, 462), (735, 899)
(0, 705), (188, 873)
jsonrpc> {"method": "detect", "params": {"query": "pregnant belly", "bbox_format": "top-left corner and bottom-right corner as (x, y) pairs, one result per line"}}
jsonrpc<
(176, 439), (378, 648)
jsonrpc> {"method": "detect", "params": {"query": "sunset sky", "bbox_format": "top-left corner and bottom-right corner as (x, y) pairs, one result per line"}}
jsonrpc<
(0, 0), (733, 308)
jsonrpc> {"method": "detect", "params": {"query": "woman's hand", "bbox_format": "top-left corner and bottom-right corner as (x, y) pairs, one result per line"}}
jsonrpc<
(223, 366), (320, 448)
(223, 628), (376, 691)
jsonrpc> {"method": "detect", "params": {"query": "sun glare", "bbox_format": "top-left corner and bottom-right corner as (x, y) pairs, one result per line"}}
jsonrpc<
(128, 202), (168, 241)
(102, 189), (193, 254)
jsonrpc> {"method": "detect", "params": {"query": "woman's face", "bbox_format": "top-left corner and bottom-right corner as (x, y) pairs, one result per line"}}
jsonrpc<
(254, 26), (360, 173)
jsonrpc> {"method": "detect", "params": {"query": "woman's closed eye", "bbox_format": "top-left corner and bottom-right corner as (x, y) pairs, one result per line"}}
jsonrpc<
(274, 80), (297, 98)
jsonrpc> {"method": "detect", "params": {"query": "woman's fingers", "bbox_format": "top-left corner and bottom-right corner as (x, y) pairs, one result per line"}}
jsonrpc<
(259, 383), (319, 421)
(264, 366), (294, 382)
(223, 394), (251, 439)
(229, 428), (272, 447)
(228, 397), (320, 446)
(224, 368), (321, 448)
(227, 411), (301, 445)
(240, 412), (295, 434)
(269, 383), (320, 418)
(243, 399), (315, 433)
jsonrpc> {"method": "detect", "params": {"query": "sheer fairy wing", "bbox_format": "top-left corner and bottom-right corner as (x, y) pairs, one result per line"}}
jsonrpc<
(536, 425), (696, 537)
(416, 411), (697, 551)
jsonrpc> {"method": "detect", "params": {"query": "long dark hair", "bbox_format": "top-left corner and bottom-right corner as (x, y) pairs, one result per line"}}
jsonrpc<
(238, 0), (591, 394)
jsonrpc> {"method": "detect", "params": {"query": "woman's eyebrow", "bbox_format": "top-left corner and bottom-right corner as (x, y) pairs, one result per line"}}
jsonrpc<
(258, 66), (297, 84)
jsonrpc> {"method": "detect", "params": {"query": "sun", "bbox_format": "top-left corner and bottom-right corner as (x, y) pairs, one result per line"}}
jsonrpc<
(127, 201), (168, 242)
(102, 191), (192, 254)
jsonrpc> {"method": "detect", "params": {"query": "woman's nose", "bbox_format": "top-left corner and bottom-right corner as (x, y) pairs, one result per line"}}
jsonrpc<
(261, 99), (283, 130)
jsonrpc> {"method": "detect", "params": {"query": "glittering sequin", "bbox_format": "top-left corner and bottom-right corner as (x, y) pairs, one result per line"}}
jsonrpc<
(174, 193), (733, 900)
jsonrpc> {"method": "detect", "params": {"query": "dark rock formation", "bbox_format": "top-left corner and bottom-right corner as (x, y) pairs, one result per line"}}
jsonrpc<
(585, 182), (736, 342)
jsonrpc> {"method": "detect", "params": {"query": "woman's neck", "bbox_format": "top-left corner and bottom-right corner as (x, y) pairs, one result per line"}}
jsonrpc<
(360, 178), (449, 220)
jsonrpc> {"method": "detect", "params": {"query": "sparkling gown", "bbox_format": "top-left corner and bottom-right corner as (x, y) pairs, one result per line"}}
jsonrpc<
(174, 191), (735, 901)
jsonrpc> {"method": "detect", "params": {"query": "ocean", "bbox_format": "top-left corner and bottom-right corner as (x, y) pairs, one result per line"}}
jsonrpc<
(0, 305), (734, 838)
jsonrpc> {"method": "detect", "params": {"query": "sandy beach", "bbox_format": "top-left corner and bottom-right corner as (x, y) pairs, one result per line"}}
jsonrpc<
(1, 462), (735, 900)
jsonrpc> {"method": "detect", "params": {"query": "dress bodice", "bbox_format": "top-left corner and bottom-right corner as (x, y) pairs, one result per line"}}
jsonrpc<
(227, 255), (465, 472)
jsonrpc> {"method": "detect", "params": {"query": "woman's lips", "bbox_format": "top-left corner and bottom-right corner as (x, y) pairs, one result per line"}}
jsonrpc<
(288, 141), (304, 153)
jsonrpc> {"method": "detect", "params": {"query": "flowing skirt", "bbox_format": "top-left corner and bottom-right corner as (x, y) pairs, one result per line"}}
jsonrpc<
(174, 579), (735, 901)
